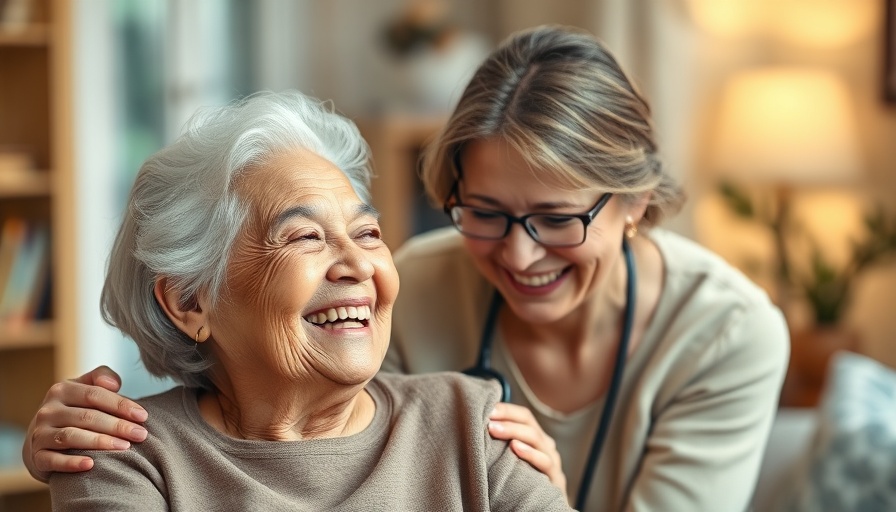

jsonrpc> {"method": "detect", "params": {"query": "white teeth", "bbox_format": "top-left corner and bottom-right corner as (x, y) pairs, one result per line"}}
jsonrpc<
(304, 305), (371, 325)
(511, 270), (563, 287)
(321, 320), (364, 330)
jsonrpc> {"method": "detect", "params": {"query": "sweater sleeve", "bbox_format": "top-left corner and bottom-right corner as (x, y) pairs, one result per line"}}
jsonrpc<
(624, 301), (790, 512)
(50, 449), (167, 511)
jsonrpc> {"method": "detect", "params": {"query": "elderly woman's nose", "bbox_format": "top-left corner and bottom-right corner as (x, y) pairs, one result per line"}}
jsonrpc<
(327, 240), (376, 282)
(500, 224), (547, 271)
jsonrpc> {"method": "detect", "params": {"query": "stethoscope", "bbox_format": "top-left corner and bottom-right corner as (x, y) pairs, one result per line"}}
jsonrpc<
(462, 238), (636, 510)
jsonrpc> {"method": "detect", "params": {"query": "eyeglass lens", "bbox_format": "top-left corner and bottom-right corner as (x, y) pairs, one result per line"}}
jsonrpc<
(449, 207), (586, 246)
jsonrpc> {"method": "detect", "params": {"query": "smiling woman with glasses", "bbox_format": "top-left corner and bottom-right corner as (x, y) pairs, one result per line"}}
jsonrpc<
(22, 24), (788, 512)
(387, 25), (789, 512)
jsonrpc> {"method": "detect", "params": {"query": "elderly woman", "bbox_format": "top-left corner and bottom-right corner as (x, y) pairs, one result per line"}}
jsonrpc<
(48, 91), (570, 511)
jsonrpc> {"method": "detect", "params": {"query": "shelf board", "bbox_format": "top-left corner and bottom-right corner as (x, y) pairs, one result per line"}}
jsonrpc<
(0, 24), (50, 46)
(0, 466), (46, 495)
(0, 321), (53, 350)
(0, 169), (50, 198)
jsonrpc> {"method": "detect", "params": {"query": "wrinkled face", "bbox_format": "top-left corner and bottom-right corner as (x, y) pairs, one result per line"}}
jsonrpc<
(210, 147), (399, 386)
(457, 136), (637, 324)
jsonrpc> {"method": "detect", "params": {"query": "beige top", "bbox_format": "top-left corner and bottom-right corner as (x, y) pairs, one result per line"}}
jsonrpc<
(385, 227), (790, 512)
(49, 372), (571, 511)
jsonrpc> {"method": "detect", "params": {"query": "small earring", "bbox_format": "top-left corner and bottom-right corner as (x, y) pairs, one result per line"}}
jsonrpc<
(195, 326), (205, 345)
(625, 216), (638, 239)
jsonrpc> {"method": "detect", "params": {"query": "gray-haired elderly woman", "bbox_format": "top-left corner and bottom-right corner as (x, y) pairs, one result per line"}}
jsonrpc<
(48, 91), (571, 511)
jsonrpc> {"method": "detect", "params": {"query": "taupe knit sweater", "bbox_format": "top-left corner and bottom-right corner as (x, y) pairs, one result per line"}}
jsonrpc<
(50, 372), (571, 511)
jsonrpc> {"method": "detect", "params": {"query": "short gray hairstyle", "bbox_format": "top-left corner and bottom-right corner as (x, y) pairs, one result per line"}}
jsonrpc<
(101, 90), (372, 389)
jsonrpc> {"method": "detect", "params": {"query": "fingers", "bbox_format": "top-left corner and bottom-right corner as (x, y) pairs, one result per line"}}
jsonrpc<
(24, 404), (148, 481)
(22, 375), (149, 481)
(489, 402), (538, 425)
(44, 380), (147, 423)
(487, 403), (554, 452)
(73, 365), (123, 392)
(510, 439), (568, 498)
(510, 440), (564, 477)
(43, 381), (148, 440)
(32, 449), (95, 475)
(487, 403), (567, 494)
(26, 416), (142, 477)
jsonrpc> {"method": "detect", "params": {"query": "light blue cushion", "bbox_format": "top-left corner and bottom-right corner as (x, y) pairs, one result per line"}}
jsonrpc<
(785, 351), (896, 512)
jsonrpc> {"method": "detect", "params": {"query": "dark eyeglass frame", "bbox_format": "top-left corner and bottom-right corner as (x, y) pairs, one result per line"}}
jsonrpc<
(442, 155), (614, 247)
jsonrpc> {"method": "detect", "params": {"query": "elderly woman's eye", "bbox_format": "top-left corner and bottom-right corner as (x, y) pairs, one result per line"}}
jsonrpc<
(357, 226), (382, 240)
(364, 228), (382, 240)
(290, 230), (322, 242)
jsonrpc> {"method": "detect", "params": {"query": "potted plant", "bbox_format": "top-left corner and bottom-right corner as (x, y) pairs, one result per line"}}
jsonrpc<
(718, 183), (896, 405)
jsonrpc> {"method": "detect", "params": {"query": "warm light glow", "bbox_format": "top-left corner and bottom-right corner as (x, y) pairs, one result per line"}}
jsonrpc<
(772, 0), (878, 48)
(694, 194), (777, 293)
(712, 68), (862, 186)
(685, 0), (762, 39)
(791, 192), (863, 269)
(686, 0), (877, 48)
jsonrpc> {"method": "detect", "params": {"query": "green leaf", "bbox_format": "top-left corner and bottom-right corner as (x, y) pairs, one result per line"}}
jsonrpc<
(718, 182), (755, 219)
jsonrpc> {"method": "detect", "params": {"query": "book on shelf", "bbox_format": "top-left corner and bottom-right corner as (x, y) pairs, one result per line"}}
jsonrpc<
(0, 217), (26, 302)
(0, 218), (49, 328)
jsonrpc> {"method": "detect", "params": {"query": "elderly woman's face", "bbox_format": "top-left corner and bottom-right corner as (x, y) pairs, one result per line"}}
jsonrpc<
(210, 147), (399, 386)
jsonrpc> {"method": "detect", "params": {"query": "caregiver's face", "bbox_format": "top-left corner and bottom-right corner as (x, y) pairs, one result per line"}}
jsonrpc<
(211, 147), (399, 387)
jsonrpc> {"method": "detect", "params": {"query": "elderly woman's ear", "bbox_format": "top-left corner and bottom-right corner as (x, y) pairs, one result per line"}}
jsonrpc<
(153, 277), (211, 343)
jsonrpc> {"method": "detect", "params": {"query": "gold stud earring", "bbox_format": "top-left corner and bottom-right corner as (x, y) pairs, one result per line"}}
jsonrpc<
(625, 216), (638, 239)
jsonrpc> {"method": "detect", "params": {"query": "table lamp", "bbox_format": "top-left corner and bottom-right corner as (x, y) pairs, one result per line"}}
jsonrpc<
(711, 67), (862, 303)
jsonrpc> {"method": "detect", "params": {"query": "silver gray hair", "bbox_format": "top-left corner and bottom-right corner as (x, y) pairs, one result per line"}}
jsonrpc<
(100, 90), (372, 389)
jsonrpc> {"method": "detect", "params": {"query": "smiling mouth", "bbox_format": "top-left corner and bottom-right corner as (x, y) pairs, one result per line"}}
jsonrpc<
(304, 305), (371, 329)
(509, 268), (567, 287)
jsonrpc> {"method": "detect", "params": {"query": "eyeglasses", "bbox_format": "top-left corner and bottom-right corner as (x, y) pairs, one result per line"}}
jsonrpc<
(444, 191), (613, 247)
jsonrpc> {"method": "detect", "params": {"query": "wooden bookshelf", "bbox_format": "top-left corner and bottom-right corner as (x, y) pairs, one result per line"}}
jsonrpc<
(0, 0), (75, 509)
(0, 169), (51, 198)
(0, 321), (52, 350)
(0, 24), (50, 46)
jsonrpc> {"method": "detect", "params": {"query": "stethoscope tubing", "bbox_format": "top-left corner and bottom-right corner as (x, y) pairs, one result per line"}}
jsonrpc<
(462, 238), (636, 510)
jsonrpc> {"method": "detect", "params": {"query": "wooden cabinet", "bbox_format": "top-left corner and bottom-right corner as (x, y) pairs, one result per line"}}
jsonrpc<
(0, 0), (74, 509)
(355, 113), (448, 250)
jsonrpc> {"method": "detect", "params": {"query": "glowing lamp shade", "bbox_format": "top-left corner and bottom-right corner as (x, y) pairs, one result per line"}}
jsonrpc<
(686, 0), (877, 48)
(713, 68), (861, 186)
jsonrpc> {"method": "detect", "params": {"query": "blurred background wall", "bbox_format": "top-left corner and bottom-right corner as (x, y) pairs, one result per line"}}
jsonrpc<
(64, 0), (895, 398)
